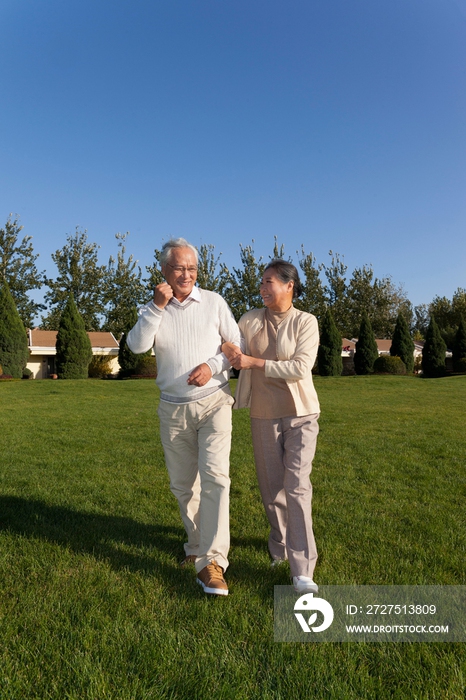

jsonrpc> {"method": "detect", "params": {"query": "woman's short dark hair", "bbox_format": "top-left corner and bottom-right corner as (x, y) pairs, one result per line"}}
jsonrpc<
(264, 259), (303, 299)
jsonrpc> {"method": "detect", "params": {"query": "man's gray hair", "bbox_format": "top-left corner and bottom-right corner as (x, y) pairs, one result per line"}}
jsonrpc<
(160, 238), (198, 266)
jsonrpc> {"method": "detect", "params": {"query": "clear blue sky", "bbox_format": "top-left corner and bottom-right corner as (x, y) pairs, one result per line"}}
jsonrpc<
(1, 0), (465, 312)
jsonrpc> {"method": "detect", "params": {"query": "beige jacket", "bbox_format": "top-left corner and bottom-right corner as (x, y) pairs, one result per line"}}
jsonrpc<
(233, 306), (320, 416)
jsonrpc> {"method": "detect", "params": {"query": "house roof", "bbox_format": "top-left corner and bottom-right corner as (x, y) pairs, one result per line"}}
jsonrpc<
(28, 329), (119, 354)
(342, 337), (393, 354)
(342, 337), (428, 358)
(375, 339), (392, 353)
(29, 330), (57, 348)
(342, 338), (356, 353)
(86, 332), (119, 349)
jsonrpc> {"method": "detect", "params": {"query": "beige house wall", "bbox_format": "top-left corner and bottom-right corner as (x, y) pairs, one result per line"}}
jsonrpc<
(26, 353), (120, 378)
(26, 330), (120, 379)
(27, 357), (47, 379)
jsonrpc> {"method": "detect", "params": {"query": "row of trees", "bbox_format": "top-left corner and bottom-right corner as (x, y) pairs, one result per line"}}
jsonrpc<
(0, 276), (156, 380)
(53, 295), (157, 380)
(318, 308), (466, 378)
(0, 280), (92, 379)
(2, 273), (465, 380)
(1, 215), (465, 344)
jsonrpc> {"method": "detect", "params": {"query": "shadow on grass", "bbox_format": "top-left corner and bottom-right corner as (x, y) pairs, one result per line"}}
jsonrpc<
(0, 496), (285, 601)
(0, 494), (186, 577)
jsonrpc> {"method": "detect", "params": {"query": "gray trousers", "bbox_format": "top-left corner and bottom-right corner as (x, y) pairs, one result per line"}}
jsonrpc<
(250, 414), (319, 578)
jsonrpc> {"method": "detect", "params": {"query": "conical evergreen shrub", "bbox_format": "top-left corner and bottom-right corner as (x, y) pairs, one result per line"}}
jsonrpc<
(56, 294), (93, 379)
(390, 312), (414, 373)
(118, 306), (152, 377)
(354, 312), (378, 375)
(0, 280), (29, 378)
(422, 316), (446, 378)
(452, 317), (466, 372)
(318, 309), (342, 376)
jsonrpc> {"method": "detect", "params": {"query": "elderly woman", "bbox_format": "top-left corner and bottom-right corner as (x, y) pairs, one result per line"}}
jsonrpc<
(224, 259), (321, 593)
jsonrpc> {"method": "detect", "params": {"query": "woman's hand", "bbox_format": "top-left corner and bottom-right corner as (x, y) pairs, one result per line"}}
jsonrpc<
(222, 342), (265, 371)
(222, 342), (242, 362)
(230, 353), (265, 371)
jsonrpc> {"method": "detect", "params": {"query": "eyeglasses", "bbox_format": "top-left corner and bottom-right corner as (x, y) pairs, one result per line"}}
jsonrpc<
(166, 263), (198, 274)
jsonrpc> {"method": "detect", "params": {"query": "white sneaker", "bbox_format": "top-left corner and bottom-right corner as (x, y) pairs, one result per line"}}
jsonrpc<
(293, 576), (318, 593)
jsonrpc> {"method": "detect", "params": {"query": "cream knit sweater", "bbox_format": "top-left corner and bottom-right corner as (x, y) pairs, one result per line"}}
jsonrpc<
(127, 287), (241, 403)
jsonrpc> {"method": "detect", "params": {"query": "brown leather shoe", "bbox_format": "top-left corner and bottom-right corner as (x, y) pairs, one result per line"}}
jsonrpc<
(180, 555), (197, 568)
(196, 560), (228, 596)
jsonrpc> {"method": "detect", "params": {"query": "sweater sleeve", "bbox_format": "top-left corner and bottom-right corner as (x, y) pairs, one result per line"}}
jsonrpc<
(126, 301), (162, 354)
(205, 297), (242, 375)
(264, 314), (319, 381)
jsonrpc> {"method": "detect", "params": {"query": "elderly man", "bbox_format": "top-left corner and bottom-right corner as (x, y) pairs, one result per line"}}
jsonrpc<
(127, 238), (240, 596)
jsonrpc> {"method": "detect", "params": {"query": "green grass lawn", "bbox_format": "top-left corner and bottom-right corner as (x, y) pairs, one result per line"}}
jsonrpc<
(0, 376), (465, 699)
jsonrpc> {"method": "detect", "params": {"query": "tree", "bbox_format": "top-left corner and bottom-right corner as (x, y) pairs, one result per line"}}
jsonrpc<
(452, 317), (466, 371)
(390, 312), (415, 373)
(323, 251), (348, 333)
(42, 229), (107, 331)
(422, 316), (446, 378)
(428, 295), (455, 349)
(354, 312), (378, 375)
(380, 280), (412, 339)
(295, 246), (326, 321)
(427, 289), (466, 349)
(0, 280), (29, 378)
(452, 288), (466, 324)
(55, 294), (93, 379)
(270, 237), (287, 261)
(412, 303), (429, 340)
(196, 244), (225, 294)
(221, 242), (265, 321)
(0, 215), (45, 327)
(344, 266), (411, 340)
(345, 265), (387, 338)
(144, 248), (164, 295)
(103, 232), (147, 337)
(317, 309), (342, 376)
(117, 306), (152, 377)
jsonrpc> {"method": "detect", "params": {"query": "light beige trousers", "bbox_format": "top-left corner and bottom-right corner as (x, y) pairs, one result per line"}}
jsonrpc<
(157, 386), (234, 573)
(250, 413), (320, 578)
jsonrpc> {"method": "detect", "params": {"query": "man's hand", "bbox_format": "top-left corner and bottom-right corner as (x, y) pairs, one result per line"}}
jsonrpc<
(222, 342), (241, 363)
(187, 363), (213, 387)
(153, 282), (174, 309)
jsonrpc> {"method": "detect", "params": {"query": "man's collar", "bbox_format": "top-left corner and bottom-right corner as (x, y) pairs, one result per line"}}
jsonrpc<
(171, 285), (201, 306)
(190, 286), (202, 302)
